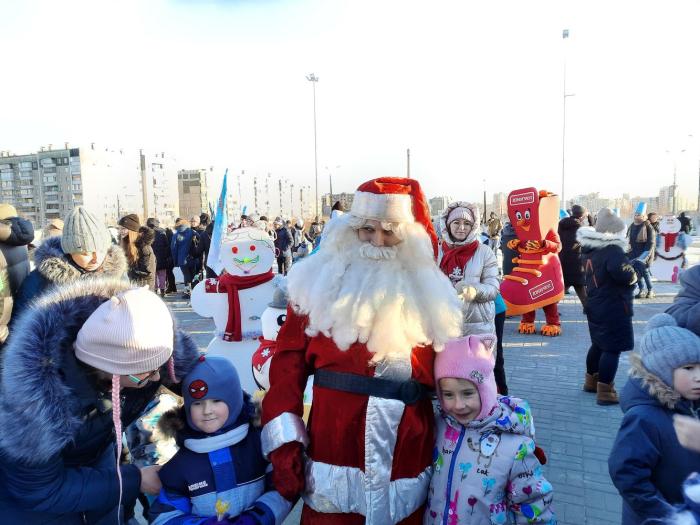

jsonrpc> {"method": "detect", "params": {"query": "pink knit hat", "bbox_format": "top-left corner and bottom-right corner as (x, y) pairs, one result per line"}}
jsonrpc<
(435, 334), (498, 420)
(74, 286), (176, 519)
(74, 287), (174, 374)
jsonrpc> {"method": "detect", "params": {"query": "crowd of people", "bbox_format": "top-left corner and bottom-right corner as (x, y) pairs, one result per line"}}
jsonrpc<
(0, 187), (697, 525)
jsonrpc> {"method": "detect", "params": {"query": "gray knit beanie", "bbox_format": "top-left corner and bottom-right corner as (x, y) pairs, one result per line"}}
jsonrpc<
(639, 313), (700, 386)
(61, 206), (113, 254)
(595, 208), (625, 234)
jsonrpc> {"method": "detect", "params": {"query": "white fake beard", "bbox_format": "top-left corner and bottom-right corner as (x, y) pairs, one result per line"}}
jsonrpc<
(358, 243), (398, 260)
(287, 216), (463, 364)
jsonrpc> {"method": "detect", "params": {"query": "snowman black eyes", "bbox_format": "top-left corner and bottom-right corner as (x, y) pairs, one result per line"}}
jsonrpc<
(277, 314), (287, 326)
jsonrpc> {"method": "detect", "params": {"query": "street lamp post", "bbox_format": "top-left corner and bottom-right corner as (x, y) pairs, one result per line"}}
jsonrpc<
(561, 29), (575, 207)
(667, 143), (690, 214)
(306, 73), (319, 219)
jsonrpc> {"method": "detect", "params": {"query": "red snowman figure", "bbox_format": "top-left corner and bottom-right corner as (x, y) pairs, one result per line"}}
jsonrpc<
(500, 187), (565, 336)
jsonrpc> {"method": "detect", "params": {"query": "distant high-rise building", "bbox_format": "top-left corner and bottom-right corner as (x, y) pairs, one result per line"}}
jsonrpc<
(178, 169), (210, 221)
(491, 192), (507, 218)
(0, 144), (178, 229)
(321, 192), (355, 219)
(429, 196), (451, 218)
(0, 146), (80, 227)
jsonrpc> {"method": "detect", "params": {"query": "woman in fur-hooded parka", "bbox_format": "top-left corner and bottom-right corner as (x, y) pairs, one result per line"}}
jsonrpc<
(578, 226), (637, 353)
(12, 235), (127, 322)
(0, 278), (198, 525)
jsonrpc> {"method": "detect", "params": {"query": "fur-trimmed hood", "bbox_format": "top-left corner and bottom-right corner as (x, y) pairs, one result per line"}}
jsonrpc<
(136, 226), (155, 248)
(625, 352), (682, 410)
(577, 226), (629, 251)
(0, 277), (199, 464)
(34, 235), (127, 285)
(439, 201), (481, 247)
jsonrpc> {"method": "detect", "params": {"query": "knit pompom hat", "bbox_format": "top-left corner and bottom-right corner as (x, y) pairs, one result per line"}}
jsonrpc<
(61, 206), (113, 255)
(639, 313), (700, 386)
(595, 207), (625, 235)
(183, 355), (244, 433)
(74, 287), (174, 374)
(435, 334), (498, 420)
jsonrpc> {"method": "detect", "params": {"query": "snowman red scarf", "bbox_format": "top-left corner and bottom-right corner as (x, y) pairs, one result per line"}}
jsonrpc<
(205, 270), (275, 341)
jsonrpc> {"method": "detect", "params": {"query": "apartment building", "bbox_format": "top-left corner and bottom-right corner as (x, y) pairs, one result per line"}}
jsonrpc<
(0, 144), (178, 229)
(178, 169), (210, 220)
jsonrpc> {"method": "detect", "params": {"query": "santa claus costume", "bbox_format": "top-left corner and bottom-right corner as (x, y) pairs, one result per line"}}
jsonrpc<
(261, 178), (463, 524)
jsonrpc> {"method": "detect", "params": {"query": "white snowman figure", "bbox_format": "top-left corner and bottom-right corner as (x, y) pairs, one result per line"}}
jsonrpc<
(191, 227), (278, 392)
(252, 281), (288, 391)
(651, 214), (690, 282)
(251, 278), (314, 416)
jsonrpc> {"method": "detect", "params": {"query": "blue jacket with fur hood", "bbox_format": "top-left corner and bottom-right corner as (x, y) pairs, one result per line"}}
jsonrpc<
(12, 235), (127, 322)
(608, 353), (700, 525)
(0, 277), (198, 525)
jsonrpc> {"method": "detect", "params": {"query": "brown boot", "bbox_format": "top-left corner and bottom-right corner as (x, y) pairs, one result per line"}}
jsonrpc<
(583, 373), (598, 393)
(596, 382), (619, 405)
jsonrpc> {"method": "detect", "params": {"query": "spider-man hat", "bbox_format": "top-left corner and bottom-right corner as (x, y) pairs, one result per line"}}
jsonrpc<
(183, 354), (244, 432)
(350, 177), (439, 258)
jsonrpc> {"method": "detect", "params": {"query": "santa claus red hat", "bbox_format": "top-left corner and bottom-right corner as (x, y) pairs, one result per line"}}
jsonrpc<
(350, 177), (438, 257)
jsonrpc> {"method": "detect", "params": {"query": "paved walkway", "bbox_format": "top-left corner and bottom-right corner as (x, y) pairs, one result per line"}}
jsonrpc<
(153, 277), (682, 525)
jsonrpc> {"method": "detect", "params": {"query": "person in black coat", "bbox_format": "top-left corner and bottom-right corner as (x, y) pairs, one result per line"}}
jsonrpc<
(197, 213), (216, 279)
(558, 204), (588, 307)
(578, 208), (637, 405)
(0, 204), (34, 297)
(273, 217), (292, 275)
(678, 211), (693, 234)
(499, 221), (517, 277)
(147, 218), (174, 295)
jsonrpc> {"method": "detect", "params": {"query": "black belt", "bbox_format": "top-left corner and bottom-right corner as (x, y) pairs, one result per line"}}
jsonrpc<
(314, 369), (432, 405)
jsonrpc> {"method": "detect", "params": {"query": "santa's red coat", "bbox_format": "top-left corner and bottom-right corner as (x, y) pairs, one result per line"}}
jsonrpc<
(262, 307), (435, 524)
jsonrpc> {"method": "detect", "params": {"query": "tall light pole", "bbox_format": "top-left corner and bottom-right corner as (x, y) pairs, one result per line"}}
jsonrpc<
(667, 135), (693, 214)
(561, 29), (575, 207)
(306, 73), (319, 219)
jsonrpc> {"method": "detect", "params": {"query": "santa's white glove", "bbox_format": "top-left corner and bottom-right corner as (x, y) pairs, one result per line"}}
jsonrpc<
(456, 282), (478, 302)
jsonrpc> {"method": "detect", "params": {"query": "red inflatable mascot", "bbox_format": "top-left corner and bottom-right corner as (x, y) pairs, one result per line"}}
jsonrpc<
(500, 187), (565, 336)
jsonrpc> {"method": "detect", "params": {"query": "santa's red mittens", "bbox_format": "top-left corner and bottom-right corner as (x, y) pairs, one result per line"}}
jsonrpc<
(269, 441), (305, 501)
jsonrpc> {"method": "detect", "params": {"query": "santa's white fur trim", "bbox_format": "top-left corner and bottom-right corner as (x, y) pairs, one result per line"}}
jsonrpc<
(350, 191), (414, 223)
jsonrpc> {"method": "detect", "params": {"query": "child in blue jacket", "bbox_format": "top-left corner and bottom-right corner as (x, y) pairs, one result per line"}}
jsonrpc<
(608, 314), (700, 525)
(149, 355), (291, 525)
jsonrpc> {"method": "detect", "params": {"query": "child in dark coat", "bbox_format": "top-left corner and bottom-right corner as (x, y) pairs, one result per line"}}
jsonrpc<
(608, 313), (700, 525)
(149, 355), (291, 525)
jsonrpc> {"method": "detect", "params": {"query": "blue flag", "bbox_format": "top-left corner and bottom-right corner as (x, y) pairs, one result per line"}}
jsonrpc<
(208, 169), (228, 275)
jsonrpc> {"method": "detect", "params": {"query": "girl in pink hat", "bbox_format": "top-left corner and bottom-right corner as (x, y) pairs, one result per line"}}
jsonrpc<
(424, 335), (556, 525)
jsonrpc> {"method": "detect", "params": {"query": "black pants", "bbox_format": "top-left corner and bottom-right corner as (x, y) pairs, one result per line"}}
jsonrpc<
(585, 344), (620, 384)
(277, 254), (292, 276)
(572, 284), (587, 308)
(494, 311), (508, 395)
(166, 267), (178, 293)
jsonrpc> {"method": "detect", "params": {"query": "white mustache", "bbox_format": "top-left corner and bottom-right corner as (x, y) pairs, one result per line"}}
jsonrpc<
(358, 243), (398, 260)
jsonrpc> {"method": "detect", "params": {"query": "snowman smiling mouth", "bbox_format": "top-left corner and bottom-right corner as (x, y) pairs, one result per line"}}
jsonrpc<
(234, 255), (260, 273)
